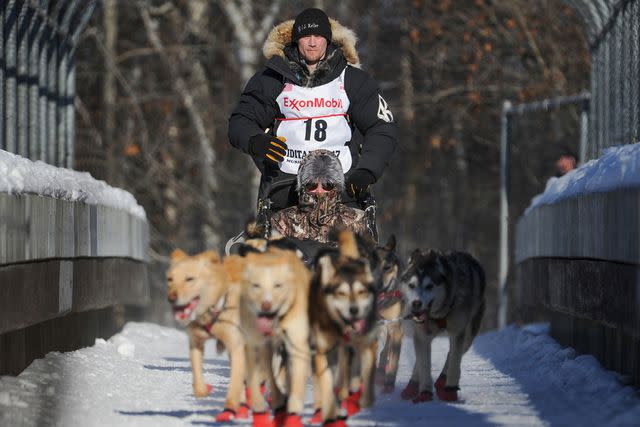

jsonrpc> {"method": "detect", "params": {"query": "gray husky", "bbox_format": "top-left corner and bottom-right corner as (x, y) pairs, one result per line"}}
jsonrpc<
(399, 249), (485, 402)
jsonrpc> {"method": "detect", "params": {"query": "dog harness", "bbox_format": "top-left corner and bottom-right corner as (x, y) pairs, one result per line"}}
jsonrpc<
(377, 290), (402, 305)
(200, 295), (227, 334)
(275, 69), (352, 175)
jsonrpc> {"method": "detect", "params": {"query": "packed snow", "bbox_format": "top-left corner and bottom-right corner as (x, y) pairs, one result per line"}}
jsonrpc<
(525, 142), (640, 214)
(0, 149), (146, 219)
(1, 322), (638, 426)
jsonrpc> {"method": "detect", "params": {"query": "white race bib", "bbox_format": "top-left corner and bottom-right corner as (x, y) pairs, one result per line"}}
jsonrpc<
(275, 69), (352, 175)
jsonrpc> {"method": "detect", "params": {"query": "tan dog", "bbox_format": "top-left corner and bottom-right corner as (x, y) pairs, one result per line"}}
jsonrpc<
(166, 250), (247, 422)
(310, 231), (379, 427)
(240, 246), (311, 427)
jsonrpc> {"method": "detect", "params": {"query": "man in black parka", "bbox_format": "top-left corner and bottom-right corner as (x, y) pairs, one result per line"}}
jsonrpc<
(228, 8), (398, 212)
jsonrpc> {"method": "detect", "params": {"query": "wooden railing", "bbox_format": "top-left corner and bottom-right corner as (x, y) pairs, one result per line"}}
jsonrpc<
(514, 188), (640, 385)
(0, 193), (149, 375)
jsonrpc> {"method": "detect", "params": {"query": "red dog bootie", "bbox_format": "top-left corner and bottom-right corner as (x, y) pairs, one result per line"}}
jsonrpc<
(434, 374), (447, 391)
(283, 413), (304, 427)
(340, 388), (362, 416)
(412, 391), (433, 403)
(436, 386), (459, 402)
(236, 403), (250, 419)
(215, 408), (236, 422)
(309, 408), (322, 425)
(400, 380), (419, 400)
(252, 411), (273, 427)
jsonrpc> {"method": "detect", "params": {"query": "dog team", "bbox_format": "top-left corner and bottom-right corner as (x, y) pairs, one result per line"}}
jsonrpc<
(166, 222), (486, 427)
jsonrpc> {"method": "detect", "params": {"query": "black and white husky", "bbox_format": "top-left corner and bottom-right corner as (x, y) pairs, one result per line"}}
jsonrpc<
(399, 249), (485, 402)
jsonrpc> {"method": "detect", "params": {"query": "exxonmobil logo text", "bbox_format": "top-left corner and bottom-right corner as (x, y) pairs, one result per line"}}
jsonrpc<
(283, 97), (343, 111)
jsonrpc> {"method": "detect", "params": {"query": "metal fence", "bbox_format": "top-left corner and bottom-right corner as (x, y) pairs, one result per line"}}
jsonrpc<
(1, 0), (97, 168)
(565, 0), (640, 159)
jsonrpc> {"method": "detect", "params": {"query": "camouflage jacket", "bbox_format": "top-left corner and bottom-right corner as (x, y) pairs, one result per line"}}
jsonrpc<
(270, 193), (369, 243)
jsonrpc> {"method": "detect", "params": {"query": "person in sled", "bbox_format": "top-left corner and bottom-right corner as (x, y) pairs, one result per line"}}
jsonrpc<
(270, 149), (369, 243)
(228, 7), (398, 213)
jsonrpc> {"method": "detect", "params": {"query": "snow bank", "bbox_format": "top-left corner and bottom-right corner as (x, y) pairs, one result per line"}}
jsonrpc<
(525, 143), (640, 215)
(0, 150), (145, 219)
(474, 324), (640, 426)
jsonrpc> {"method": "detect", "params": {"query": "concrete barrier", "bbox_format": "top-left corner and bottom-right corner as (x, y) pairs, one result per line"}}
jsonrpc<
(515, 188), (640, 385)
(0, 193), (149, 375)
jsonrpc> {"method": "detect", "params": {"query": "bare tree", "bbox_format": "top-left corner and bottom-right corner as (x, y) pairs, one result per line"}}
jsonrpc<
(103, 0), (118, 185)
(138, 2), (221, 249)
(217, 0), (283, 84)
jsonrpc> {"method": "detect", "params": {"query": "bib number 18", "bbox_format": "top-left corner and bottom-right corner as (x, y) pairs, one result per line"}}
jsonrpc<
(304, 119), (327, 142)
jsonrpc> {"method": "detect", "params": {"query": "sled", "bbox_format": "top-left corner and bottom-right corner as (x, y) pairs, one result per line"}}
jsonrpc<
(224, 178), (379, 256)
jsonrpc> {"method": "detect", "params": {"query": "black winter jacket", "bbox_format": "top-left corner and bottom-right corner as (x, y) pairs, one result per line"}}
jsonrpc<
(228, 20), (398, 211)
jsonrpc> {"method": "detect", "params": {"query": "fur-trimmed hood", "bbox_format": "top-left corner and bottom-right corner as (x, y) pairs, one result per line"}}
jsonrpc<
(263, 19), (360, 68)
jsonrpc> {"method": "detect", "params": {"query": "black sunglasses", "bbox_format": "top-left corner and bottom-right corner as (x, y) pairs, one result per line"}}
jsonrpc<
(304, 181), (337, 192)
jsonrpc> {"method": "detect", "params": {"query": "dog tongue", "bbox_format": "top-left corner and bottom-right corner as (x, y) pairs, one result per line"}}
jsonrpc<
(174, 298), (199, 321)
(353, 319), (367, 334)
(256, 316), (274, 336)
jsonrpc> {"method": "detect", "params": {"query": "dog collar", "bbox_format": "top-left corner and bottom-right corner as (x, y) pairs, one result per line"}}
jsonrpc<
(377, 290), (401, 304)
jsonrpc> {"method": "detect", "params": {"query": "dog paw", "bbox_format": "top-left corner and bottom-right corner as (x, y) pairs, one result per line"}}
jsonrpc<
(215, 409), (236, 422)
(412, 391), (433, 403)
(400, 380), (419, 400)
(340, 389), (362, 416)
(193, 383), (212, 398)
(436, 386), (459, 402)
(252, 411), (273, 427)
(434, 374), (447, 391)
(236, 404), (250, 419)
(283, 414), (303, 427)
(342, 399), (360, 416)
(309, 408), (322, 425)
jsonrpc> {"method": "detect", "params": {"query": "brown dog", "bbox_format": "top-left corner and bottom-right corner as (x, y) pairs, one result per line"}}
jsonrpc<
(239, 246), (311, 427)
(310, 230), (379, 426)
(166, 250), (247, 422)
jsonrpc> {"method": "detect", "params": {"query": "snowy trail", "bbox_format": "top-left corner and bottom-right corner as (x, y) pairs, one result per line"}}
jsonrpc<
(1, 322), (639, 426)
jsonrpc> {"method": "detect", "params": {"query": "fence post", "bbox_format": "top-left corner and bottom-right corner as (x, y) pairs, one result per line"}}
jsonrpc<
(498, 100), (511, 330)
(5, 0), (18, 153)
(17, 2), (29, 158)
(580, 96), (590, 164)
(0, 2), (4, 151)
(28, 3), (43, 160)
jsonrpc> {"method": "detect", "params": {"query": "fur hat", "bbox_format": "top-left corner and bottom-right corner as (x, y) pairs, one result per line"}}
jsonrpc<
(292, 8), (332, 43)
(297, 150), (345, 193)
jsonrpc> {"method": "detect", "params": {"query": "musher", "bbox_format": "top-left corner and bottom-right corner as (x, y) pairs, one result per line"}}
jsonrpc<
(228, 7), (398, 214)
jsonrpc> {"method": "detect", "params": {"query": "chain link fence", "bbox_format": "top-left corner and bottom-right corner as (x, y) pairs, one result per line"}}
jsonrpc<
(566, 0), (640, 159)
(1, 0), (97, 168)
